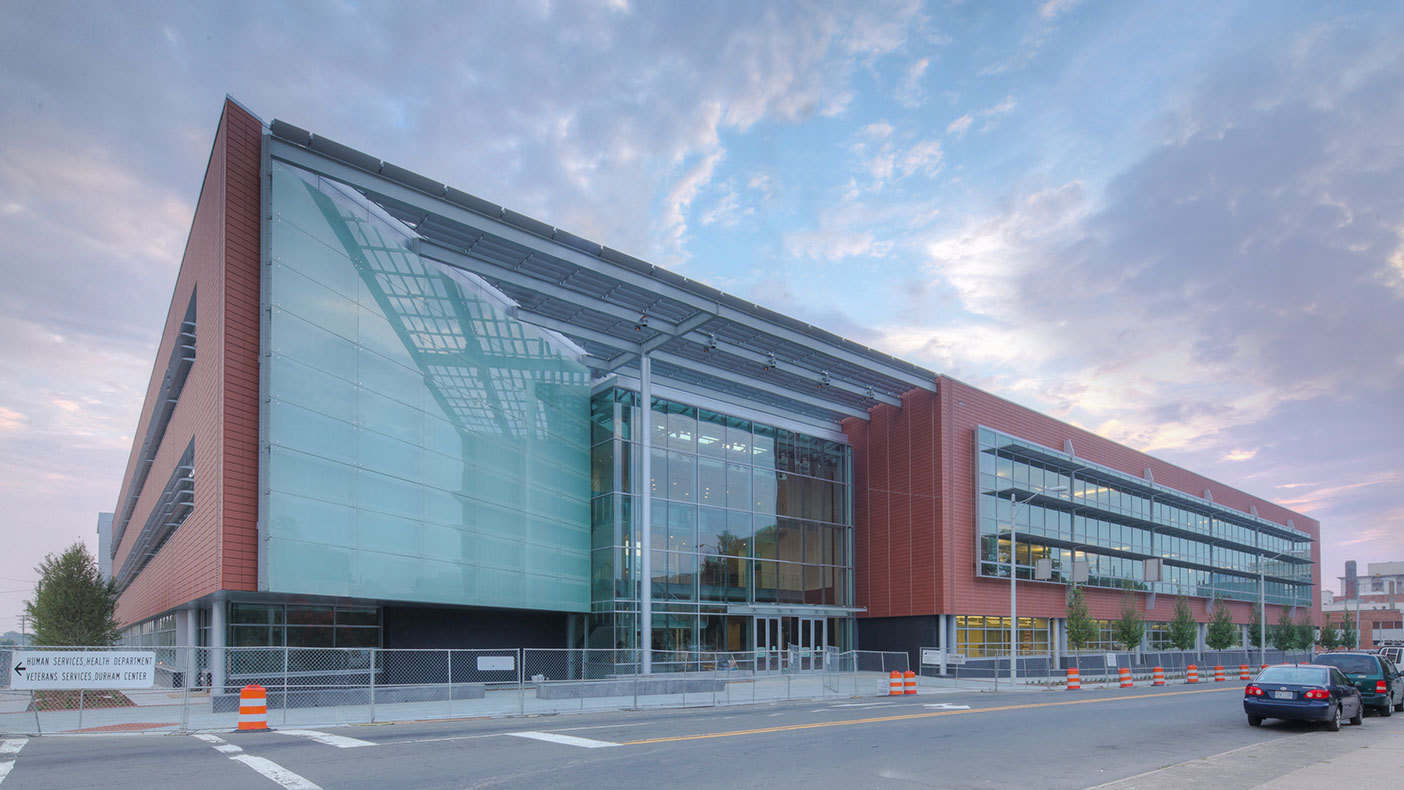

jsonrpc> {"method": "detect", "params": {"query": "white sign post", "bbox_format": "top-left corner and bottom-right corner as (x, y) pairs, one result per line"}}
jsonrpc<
(11, 651), (157, 690)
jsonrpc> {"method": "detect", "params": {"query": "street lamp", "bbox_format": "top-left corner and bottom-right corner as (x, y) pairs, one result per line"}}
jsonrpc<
(1009, 484), (1068, 687)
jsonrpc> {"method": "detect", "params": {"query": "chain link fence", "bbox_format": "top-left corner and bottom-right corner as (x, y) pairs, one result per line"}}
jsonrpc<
(915, 648), (1314, 689)
(2, 645), (912, 735)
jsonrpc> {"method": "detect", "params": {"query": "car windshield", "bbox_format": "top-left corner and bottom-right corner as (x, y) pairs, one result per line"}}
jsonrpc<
(1257, 666), (1328, 685)
(1314, 655), (1378, 674)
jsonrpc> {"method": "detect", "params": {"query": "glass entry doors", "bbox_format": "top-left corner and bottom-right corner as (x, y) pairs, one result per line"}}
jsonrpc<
(755, 616), (828, 671)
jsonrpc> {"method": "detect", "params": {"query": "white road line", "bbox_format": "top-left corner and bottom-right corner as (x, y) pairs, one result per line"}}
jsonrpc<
(194, 733), (324, 789)
(230, 755), (323, 790)
(276, 730), (375, 748)
(552, 722), (649, 733)
(0, 738), (29, 785)
(507, 731), (618, 749)
(921, 704), (971, 710)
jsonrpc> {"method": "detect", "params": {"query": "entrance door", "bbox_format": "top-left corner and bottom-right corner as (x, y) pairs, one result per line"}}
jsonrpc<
(754, 616), (827, 671)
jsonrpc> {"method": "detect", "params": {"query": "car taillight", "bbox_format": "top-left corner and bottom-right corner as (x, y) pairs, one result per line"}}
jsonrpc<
(1377, 680), (1387, 694)
(1304, 689), (1330, 699)
(1245, 685), (1264, 697)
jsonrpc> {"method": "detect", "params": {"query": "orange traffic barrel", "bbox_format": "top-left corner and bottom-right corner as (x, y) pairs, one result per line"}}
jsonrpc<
(1260, 664), (1268, 672)
(889, 670), (903, 696)
(1119, 666), (1133, 688)
(903, 670), (917, 695)
(1152, 666), (1165, 686)
(237, 684), (269, 731)
(1239, 665), (1250, 680)
(1214, 665), (1226, 682)
(1066, 667), (1080, 690)
(1187, 664), (1198, 683)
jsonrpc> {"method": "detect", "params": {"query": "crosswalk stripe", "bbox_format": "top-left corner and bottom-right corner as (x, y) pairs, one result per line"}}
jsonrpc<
(0, 738), (29, 785)
(275, 730), (375, 748)
(194, 734), (324, 789)
(507, 731), (618, 749)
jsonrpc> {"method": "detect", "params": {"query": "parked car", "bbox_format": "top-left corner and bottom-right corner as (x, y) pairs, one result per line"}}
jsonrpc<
(1244, 664), (1363, 730)
(1378, 646), (1403, 665)
(1313, 652), (1404, 715)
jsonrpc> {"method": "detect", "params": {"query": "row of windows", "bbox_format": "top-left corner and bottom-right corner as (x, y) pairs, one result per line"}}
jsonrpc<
(592, 548), (848, 606)
(955, 616), (1255, 656)
(591, 496), (848, 564)
(977, 538), (1311, 605)
(590, 391), (850, 482)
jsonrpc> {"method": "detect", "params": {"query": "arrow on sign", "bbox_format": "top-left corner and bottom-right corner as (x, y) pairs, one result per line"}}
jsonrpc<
(13, 662), (24, 676)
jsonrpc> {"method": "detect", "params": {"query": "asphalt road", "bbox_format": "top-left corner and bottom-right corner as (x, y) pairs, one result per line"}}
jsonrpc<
(4, 684), (1400, 789)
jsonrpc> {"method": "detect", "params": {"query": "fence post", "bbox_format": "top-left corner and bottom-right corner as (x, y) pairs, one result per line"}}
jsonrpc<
(518, 648), (525, 716)
(77, 689), (85, 731)
(369, 648), (377, 724)
(180, 647), (191, 733)
(447, 649), (454, 718)
(283, 647), (290, 726)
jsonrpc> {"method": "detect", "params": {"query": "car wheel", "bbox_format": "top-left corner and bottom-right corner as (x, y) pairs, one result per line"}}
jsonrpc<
(1381, 703), (1393, 718)
(1350, 706), (1363, 726)
(1327, 706), (1342, 732)
(1247, 716), (1262, 727)
(1394, 700), (1403, 713)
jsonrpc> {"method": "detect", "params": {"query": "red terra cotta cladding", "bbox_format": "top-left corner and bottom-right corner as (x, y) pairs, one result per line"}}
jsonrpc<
(112, 100), (262, 625)
(843, 375), (1322, 628)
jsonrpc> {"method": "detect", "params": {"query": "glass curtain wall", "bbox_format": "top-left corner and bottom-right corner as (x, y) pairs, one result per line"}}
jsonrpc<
(588, 388), (854, 655)
(976, 427), (1312, 608)
(263, 161), (592, 612)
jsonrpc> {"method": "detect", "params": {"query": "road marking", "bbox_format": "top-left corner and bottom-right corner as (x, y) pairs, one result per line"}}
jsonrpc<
(230, 755), (323, 790)
(193, 734), (324, 789)
(276, 730), (375, 748)
(0, 739), (28, 785)
(622, 686), (1237, 745)
(922, 704), (971, 710)
(508, 731), (619, 749)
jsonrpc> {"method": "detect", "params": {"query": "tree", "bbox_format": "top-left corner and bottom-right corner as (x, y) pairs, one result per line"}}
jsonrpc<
(1065, 585), (1097, 663)
(1168, 596), (1198, 652)
(1294, 610), (1315, 653)
(1205, 597), (1237, 651)
(1341, 614), (1358, 650)
(1318, 612), (1340, 651)
(1270, 607), (1296, 653)
(1113, 591), (1145, 652)
(1247, 601), (1264, 649)
(23, 542), (119, 646)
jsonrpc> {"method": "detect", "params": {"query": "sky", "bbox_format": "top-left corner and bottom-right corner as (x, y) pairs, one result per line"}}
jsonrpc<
(2, 0), (1402, 633)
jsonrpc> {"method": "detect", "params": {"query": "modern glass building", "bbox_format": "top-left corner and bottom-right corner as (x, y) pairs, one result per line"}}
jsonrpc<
(109, 99), (1321, 675)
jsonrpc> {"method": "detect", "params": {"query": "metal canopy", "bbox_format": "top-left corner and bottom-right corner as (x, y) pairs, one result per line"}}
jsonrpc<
(267, 120), (936, 426)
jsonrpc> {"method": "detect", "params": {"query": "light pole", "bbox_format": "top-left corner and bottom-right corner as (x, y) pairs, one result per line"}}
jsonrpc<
(1009, 484), (1068, 687)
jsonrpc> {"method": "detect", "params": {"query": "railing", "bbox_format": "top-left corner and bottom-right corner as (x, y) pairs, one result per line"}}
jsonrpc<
(1, 646), (911, 736)
(915, 647), (1313, 688)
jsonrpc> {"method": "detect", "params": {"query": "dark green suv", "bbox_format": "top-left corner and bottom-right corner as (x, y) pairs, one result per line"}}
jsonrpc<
(1314, 652), (1404, 715)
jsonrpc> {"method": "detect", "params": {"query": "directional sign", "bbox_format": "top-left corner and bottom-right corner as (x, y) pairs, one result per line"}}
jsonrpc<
(11, 651), (156, 690)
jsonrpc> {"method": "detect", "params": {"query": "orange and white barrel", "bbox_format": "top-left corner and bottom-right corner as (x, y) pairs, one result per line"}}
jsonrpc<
(889, 671), (903, 696)
(903, 670), (917, 695)
(1239, 665), (1250, 680)
(1119, 666), (1133, 688)
(237, 684), (269, 732)
(1152, 667), (1165, 686)
(1187, 665), (1199, 683)
(1067, 667), (1081, 690)
(1214, 665), (1226, 682)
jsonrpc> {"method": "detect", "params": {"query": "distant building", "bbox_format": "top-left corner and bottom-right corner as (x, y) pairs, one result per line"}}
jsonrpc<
(1, 631), (30, 647)
(96, 512), (113, 581)
(1325, 561), (1404, 647)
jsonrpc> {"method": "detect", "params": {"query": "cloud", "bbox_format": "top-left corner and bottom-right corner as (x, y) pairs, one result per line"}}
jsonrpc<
(0, 407), (25, 433)
(896, 57), (931, 108)
(880, 21), (1404, 588)
(946, 114), (973, 139)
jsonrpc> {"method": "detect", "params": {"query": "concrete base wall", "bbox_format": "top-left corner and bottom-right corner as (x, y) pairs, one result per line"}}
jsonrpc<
(212, 683), (486, 712)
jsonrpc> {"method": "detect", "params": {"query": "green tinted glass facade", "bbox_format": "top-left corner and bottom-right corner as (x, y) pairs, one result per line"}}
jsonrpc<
(588, 389), (854, 653)
(975, 426), (1312, 607)
(262, 161), (592, 611)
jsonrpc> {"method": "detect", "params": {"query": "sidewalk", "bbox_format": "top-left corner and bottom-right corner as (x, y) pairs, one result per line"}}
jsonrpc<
(1089, 717), (1404, 789)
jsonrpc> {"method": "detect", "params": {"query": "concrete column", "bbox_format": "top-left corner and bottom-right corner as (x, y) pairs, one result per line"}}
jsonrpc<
(639, 354), (653, 674)
(211, 599), (227, 693)
(1052, 618), (1063, 670)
